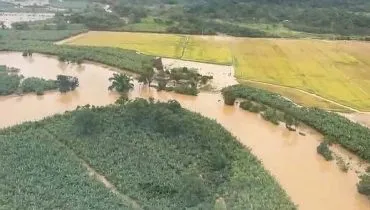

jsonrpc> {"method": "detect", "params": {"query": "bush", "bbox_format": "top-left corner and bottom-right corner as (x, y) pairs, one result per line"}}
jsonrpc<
(0, 67), (22, 95)
(262, 108), (280, 125)
(174, 85), (198, 96)
(240, 100), (261, 113)
(335, 156), (349, 172)
(223, 92), (236, 105)
(20, 77), (58, 94)
(317, 142), (333, 161)
(357, 175), (370, 196)
(56, 75), (79, 93)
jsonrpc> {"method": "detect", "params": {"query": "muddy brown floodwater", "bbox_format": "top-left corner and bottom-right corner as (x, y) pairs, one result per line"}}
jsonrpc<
(0, 52), (369, 210)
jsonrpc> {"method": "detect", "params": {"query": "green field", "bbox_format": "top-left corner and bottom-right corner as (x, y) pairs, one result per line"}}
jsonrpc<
(0, 100), (295, 209)
(63, 31), (186, 58)
(62, 32), (370, 111)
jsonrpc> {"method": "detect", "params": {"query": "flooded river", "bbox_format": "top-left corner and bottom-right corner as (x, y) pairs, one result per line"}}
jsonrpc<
(0, 52), (369, 210)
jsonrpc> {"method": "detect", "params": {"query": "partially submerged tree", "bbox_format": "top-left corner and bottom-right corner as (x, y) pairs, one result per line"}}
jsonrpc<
(56, 75), (79, 93)
(357, 175), (370, 196)
(108, 73), (134, 93)
(138, 65), (155, 87)
(284, 113), (298, 131)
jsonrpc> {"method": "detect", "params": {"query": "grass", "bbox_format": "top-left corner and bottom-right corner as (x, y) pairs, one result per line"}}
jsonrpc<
(121, 17), (170, 33)
(66, 31), (186, 58)
(61, 32), (370, 111)
(0, 30), (86, 41)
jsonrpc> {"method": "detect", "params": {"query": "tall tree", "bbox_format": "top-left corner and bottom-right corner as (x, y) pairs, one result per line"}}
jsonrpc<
(138, 65), (154, 87)
(108, 73), (134, 93)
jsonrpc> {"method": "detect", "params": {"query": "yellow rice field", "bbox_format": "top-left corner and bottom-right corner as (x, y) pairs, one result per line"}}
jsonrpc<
(182, 36), (232, 64)
(62, 31), (370, 111)
(233, 39), (370, 110)
(64, 31), (186, 58)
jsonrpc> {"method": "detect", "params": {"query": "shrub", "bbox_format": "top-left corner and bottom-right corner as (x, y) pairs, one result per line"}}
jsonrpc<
(20, 77), (58, 94)
(174, 85), (198, 96)
(0, 68), (22, 95)
(240, 100), (261, 113)
(357, 175), (370, 196)
(317, 142), (333, 161)
(223, 91), (236, 105)
(262, 108), (279, 125)
(335, 156), (349, 172)
(57, 75), (79, 93)
(240, 100), (253, 110)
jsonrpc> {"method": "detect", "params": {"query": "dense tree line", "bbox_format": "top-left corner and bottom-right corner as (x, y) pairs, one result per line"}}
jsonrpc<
(67, 7), (125, 30)
(222, 84), (370, 195)
(222, 84), (370, 162)
(184, 0), (370, 36)
(0, 99), (296, 209)
(0, 40), (154, 74)
(87, 0), (370, 37)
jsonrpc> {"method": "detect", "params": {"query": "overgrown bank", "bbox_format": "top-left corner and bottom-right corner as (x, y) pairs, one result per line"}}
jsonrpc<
(222, 84), (370, 195)
(222, 84), (370, 162)
(0, 30), (154, 74)
(0, 99), (296, 209)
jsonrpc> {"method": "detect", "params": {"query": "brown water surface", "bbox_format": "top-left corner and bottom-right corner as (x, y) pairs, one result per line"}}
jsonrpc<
(0, 52), (369, 210)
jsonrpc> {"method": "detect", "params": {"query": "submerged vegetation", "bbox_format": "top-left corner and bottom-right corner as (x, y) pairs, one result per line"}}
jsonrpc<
(20, 77), (58, 95)
(154, 66), (213, 96)
(222, 84), (370, 162)
(358, 175), (370, 196)
(56, 75), (79, 93)
(108, 73), (134, 93)
(0, 65), (68, 95)
(0, 65), (22, 95)
(317, 142), (334, 161)
(0, 100), (296, 209)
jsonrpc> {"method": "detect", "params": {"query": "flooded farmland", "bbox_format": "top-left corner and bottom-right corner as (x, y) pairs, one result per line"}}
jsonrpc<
(0, 52), (369, 210)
